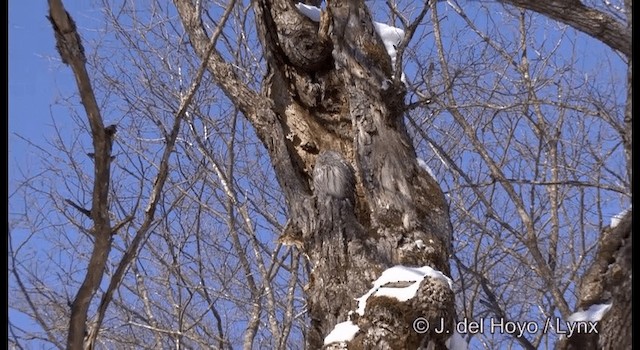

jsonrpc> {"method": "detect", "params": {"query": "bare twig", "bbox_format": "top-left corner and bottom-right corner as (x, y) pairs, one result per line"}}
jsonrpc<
(64, 199), (91, 218)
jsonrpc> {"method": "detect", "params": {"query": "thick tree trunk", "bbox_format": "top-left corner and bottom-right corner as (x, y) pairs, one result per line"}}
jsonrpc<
(252, 0), (454, 348)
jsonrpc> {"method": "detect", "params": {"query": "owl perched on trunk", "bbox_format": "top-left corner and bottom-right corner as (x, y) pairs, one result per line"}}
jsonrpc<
(312, 150), (356, 206)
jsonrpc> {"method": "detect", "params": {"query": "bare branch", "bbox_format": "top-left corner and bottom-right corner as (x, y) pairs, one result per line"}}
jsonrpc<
(64, 199), (91, 218)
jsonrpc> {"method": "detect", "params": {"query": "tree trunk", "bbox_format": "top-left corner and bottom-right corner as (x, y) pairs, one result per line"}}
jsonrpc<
(47, 1), (117, 348)
(251, 0), (454, 348)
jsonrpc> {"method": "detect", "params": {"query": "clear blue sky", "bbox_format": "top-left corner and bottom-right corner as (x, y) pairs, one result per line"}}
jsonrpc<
(10, 0), (60, 175)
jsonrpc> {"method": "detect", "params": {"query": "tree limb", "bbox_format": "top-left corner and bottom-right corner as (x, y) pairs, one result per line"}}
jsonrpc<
(64, 199), (91, 218)
(47, 1), (116, 348)
(498, 0), (630, 58)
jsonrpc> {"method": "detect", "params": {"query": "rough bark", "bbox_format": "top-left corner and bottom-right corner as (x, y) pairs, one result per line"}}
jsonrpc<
(556, 211), (632, 350)
(595, 214), (632, 349)
(176, 0), (453, 347)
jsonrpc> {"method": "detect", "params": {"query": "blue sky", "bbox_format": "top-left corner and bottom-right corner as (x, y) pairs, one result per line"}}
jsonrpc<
(9, 0), (52, 179)
(9, 1), (98, 187)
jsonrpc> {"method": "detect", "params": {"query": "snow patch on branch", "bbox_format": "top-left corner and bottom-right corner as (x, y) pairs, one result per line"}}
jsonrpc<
(373, 22), (406, 83)
(295, 3), (321, 22)
(417, 158), (436, 179)
(372, 22), (403, 67)
(324, 320), (360, 345)
(567, 303), (612, 323)
(610, 206), (631, 228)
(356, 265), (453, 316)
